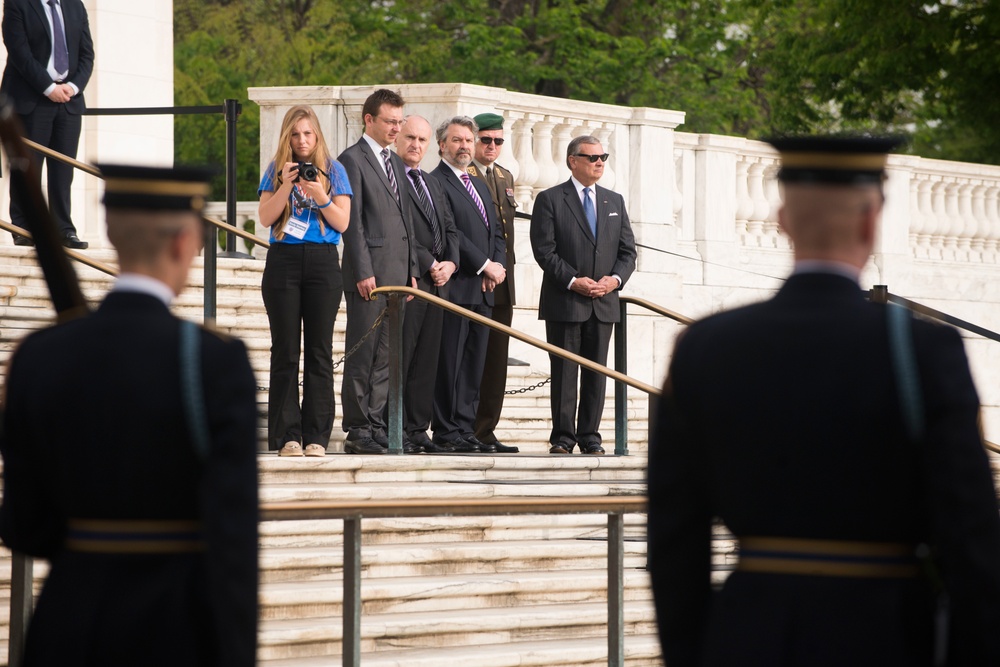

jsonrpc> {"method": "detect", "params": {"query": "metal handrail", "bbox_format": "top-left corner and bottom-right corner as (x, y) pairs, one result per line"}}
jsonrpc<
(0, 219), (117, 277)
(619, 296), (694, 326)
(370, 284), (661, 459)
(261, 496), (647, 667)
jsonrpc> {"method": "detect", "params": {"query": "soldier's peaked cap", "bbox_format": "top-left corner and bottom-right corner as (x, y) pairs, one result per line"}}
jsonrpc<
(98, 163), (216, 212)
(766, 135), (906, 185)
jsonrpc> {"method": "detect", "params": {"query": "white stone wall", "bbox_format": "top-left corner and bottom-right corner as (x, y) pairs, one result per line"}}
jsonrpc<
(0, 0), (175, 247)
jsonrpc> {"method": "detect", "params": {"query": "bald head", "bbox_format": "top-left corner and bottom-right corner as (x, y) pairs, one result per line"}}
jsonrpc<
(395, 115), (432, 169)
(778, 182), (883, 269)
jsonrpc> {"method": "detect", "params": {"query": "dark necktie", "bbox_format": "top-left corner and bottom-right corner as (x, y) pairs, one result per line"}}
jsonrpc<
(461, 172), (489, 228)
(409, 169), (443, 257)
(380, 148), (398, 199)
(583, 187), (597, 238)
(48, 0), (69, 75)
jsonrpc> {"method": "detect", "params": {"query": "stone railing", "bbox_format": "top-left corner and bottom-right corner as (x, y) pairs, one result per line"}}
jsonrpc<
(247, 83), (1000, 440)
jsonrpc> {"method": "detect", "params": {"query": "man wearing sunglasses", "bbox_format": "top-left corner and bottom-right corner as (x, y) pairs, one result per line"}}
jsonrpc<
(467, 112), (520, 454)
(529, 136), (636, 455)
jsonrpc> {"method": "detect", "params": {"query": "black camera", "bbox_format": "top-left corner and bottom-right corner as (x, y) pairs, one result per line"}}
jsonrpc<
(296, 162), (320, 182)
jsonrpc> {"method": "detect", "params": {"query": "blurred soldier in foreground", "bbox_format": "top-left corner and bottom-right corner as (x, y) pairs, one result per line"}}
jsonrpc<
(0, 164), (259, 666)
(648, 136), (1000, 667)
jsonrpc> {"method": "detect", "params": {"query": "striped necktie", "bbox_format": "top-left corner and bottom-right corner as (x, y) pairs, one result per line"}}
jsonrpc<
(48, 0), (69, 75)
(408, 169), (443, 257)
(381, 148), (398, 199)
(461, 172), (489, 227)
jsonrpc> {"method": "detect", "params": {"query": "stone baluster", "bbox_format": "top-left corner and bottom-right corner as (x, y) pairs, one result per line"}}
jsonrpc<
(748, 160), (770, 247)
(499, 111), (521, 184)
(983, 184), (1000, 261)
(672, 148), (684, 225)
(927, 179), (949, 260)
(970, 183), (988, 260)
(956, 181), (979, 261)
(763, 163), (785, 249)
(512, 114), (540, 211)
(909, 176), (928, 259)
(592, 124), (616, 191)
(552, 121), (577, 183)
(532, 118), (559, 193)
(733, 157), (753, 244)
(942, 180), (961, 259)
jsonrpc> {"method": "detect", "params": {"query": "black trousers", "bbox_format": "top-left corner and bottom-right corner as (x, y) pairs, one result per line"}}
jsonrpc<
(12, 102), (82, 236)
(434, 302), (491, 440)
(401, 278), (444, 435)
(261, 242), (343, 450)
(340, 290), (392, 440)
(545, 315), (613, 447)
(474, 303), (513, 443)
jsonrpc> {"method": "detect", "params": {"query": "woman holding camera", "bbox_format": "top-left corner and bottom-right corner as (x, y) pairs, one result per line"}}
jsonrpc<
(258, 105), (351, 457)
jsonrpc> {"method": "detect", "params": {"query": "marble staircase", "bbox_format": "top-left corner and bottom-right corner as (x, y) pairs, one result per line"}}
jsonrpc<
(0, 245), (661, 665)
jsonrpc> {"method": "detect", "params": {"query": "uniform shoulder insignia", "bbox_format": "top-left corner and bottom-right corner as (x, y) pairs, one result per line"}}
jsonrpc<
(466, 166), (479, 177)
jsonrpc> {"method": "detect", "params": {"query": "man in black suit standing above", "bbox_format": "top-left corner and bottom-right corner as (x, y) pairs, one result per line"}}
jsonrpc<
(529, 136), (636, 455)
(430, 115), (506, 453)
(338, 89), (415, 455)
(394, 115), (460, 454)
(1, 0), (94, 249)
(648, 137), (1000, 666)
(468, 112), (519, 454)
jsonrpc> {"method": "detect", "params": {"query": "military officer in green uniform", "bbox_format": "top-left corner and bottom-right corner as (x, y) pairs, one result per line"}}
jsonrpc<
(469, 112), (519, 453)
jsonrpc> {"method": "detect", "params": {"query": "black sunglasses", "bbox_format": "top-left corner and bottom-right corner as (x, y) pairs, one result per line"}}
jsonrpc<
(573, 153), (610, 163)
(479, 137), (505, 146)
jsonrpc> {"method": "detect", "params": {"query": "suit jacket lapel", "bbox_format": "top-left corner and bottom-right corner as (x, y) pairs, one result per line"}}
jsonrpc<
(359, 138), (399, 204)
(594, 185), (610, 246)
(30, 0), (52, 45)
(563, 180), (596, 245)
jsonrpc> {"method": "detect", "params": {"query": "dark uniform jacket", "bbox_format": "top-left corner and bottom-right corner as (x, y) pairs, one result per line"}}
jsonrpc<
(0, 291), (259, 667)
(648, 271), (1000, 667)
(468, 162), (517, 305)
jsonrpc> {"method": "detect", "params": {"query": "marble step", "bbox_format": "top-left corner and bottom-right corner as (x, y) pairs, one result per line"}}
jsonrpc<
(259, 538), (648, 585)
(261, 568), (653, 620)
(258, 634), (663, 666)
(256, 599), (658, 661)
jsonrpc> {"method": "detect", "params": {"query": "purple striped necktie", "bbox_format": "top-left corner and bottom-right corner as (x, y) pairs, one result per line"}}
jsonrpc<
(461, 172), (489, 227)
(49, 0), (69, 74)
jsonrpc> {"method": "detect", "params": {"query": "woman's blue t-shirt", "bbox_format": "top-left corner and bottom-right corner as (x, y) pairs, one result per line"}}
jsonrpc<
(257, 159), (352, 244)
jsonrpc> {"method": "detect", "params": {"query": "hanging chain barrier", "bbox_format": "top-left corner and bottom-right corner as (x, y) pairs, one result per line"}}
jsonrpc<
(504, 376), (551, 395)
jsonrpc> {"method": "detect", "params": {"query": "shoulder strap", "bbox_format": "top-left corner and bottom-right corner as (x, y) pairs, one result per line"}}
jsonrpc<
(887, 303), (925, 441)
(179, 320), (210, 461)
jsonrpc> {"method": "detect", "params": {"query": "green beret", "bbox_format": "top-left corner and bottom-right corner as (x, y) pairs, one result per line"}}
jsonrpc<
(473, 112), (505, 132)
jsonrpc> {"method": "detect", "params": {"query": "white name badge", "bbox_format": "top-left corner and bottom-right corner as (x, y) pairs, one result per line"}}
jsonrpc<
(284, 216), (309, 239)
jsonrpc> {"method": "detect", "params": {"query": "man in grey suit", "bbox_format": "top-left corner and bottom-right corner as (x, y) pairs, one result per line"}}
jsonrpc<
(529, 136), (636, 455)
(394, 115), (461, 453)
(337, 89), (416, 454)
(430, 116), (507, 453)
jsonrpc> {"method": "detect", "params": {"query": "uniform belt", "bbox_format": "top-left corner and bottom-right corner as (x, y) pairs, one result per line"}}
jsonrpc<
(66, 519), (205, 554)
(737, 536), (920, 578)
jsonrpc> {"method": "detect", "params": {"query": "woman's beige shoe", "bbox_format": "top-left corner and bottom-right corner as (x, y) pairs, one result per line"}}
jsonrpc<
(279, 441), (304, 457)
(304, 444), (327, 457)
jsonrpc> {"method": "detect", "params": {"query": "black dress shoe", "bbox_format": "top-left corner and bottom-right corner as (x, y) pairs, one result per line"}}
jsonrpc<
(492, 440), (519, 454)
(466, 436), (496, 454)
(12, 234), (33, 247)
(408, 431), (435, 450)
(344, 436), (386, 455)
(581, 442), (605, 455)
(549, 443), (574, 454)
(62, 232), (88, 250)
(435, 436), (477, 452)
(421, 438), (455, 454)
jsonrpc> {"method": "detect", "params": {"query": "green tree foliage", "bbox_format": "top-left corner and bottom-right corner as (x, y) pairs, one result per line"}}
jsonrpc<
(174, 0), (1000, 201)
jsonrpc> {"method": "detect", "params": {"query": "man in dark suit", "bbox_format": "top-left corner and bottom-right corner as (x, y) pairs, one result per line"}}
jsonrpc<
(430, 115), (507, 453)
(648, 137), (1000, 667)
(394, 115), (460, 454)
(1, 0), (94, 249)
(0, 164), (259, 665)
(529, 136), (636, 455)
(338, 89), (416, 455)
(468, 112), (519, 453)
